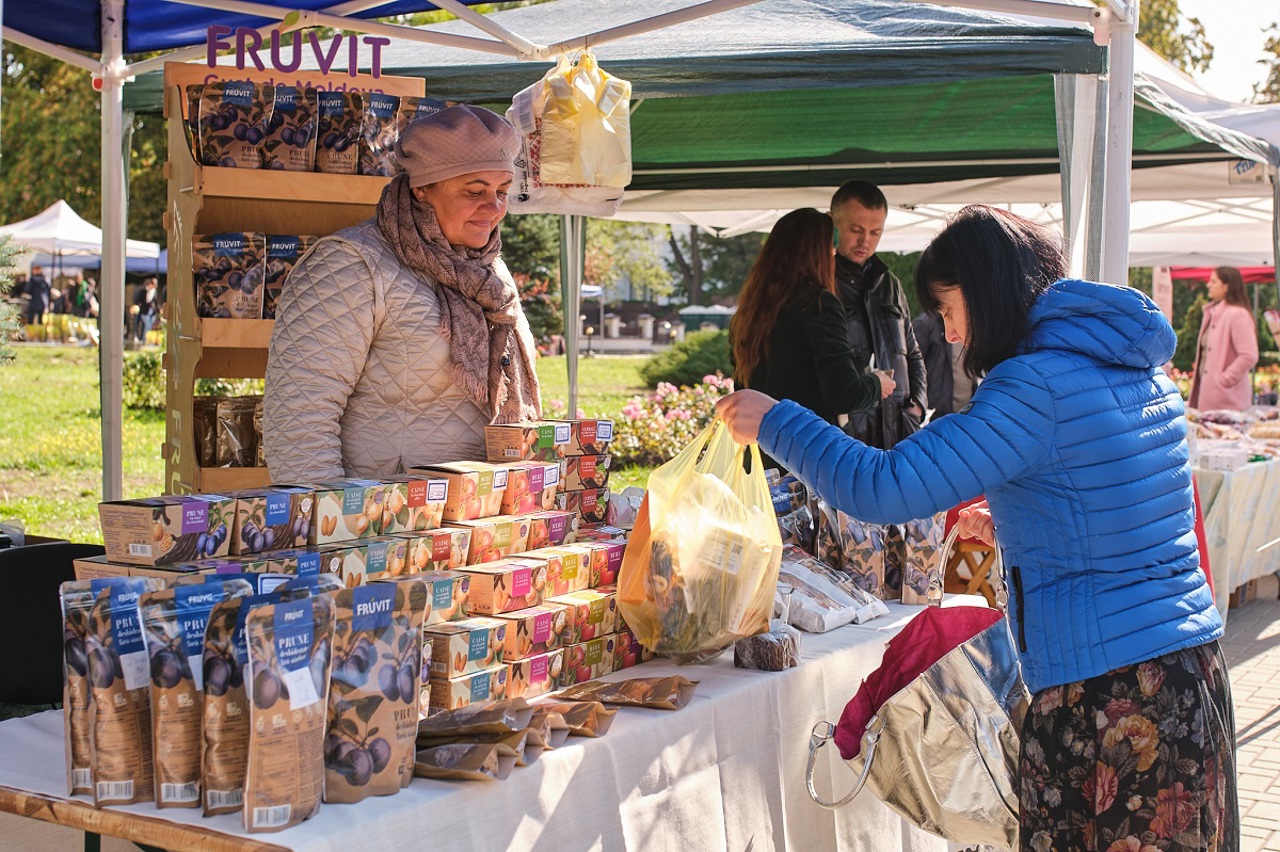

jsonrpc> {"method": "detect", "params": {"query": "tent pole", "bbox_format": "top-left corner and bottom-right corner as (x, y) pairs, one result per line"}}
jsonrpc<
(560, 215), (585, 418)
(1273, 173), (1280, 308)
(1100, 0), (1137, 286)
(99, 0), (126, 501)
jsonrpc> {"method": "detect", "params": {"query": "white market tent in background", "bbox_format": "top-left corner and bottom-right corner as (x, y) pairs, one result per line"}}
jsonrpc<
(0, 200), (160, 261)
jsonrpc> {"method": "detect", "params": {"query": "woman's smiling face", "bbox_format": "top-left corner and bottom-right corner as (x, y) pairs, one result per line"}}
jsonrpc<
(414, 171), (513, 249)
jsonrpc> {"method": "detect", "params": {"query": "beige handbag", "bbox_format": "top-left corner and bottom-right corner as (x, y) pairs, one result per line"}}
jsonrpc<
(805, 527), (1028, 848)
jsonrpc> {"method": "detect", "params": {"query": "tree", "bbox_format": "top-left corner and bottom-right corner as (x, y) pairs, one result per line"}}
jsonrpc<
(1126, 0), (1214, 73)
(668, 225), (704, 305)
(666, 226), (767, 305)
(585, 219), (672, 301)
(1257, 22), (1280, 103)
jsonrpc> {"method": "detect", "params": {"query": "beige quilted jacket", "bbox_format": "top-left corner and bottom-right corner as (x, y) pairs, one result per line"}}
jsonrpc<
(264, 219), (515, 481)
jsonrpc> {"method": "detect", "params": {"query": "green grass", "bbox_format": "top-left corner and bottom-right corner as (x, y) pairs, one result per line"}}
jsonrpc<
(0, 348), (654, 543)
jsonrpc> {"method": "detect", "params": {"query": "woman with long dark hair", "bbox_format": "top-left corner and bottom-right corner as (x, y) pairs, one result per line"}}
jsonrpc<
(729, 208), (891, 448)
(1190, 265), (1259, 411)
(718, 205), (1235, 850)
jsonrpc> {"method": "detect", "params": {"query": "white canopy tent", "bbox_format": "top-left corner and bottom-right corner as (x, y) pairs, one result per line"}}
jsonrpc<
(0, 200), (160, 260)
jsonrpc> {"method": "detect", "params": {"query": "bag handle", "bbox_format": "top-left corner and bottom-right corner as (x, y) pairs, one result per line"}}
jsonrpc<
(930, 520), (1007, 612)
(805, 720), (879, 809)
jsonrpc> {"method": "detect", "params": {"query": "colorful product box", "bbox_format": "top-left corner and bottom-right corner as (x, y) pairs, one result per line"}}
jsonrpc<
(560, 454), (611, 491)
(226, 485), (313, 555)
(584, 540), (627, 588)
(575, 525), (628, 543)
(458, 557), (546, 615)
(553, 419), (614, 456)
(98, 494), (237, 566)
(375, 569), (470, 625)
(394, 527), (472, 573)
(525, 545), (592, 597)
(72, 555), (217, 581)
(554, 488), (610, 525)
(508, 649), (564, 699)
(484, 421), (572, 463)
(314, 538), (393, 587)
(307, 478), (389, 544)
(595, 584), (629, 633)
(381, 474), (449, 533)
(497, 461), (561, 514)
(559, 635), (616, 688)
(525, 511), (578, 550)
(428, 663), (509, 714)
(492, 605), (567, 659)
(446, 516), (531, 564)
(411, 462), (508, 521)
(263, 548), (324, 577)
(544, 588), (618, 645)
(425, 616), (507, 678)
(612, 629), (655, 671)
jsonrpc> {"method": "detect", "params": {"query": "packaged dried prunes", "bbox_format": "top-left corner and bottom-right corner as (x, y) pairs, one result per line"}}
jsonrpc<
(316, 90), (362, 175)
(262, 85), (317, 172)
(198, 81), (274, 169)
(193, 232), (266, 319)
(216, 396), (259, 467)
(359, 92), (401, 177)
(557, 676), (699, 711)
(262, 234), (317, 320)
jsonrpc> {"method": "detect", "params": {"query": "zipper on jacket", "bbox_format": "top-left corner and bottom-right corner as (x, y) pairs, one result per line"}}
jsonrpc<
(1010, 565), (1028, 653)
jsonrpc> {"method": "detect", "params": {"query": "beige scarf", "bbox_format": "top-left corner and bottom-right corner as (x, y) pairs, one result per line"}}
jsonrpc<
(376, 174), (541, 423)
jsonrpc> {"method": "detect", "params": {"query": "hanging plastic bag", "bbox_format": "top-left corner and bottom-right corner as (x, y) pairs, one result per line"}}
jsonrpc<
(539, 52), (632, 187)
(617, 421), (783, 663)
(507, 57), (625, 217)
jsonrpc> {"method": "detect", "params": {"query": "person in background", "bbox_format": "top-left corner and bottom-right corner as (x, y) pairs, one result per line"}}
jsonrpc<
(1189, 265), (1259, 411)
(728, 208), (894, 471)
(717, 205), (1235, 851)
(23, 266), (50, 325)
(912, 309), (974, 421)
(265, 105), (541, 481)
(8, 272), (27, 300)
(132, 277), (160, 344)
(829, 180), (927, 448)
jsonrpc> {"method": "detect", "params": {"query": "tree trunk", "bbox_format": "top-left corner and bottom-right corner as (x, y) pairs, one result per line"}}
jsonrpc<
(687, 225), (703, 306)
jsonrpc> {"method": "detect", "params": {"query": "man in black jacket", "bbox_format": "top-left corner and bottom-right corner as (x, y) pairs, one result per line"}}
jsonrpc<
(830, 180), (927, 448)
(912, 309), (974, 421)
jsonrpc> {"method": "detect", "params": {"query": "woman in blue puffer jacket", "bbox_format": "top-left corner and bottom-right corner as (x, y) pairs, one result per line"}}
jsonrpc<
(718, 205), (1235, 851)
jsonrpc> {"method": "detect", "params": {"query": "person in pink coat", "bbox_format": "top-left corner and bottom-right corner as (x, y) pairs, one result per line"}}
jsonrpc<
(1189, 265), (1259, 410)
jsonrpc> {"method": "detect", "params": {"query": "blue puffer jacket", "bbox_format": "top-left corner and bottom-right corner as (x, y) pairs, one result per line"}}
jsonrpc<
(760, 278), (1222, 693)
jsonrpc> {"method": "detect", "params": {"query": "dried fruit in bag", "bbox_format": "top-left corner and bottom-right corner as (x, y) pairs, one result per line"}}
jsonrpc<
(556, 676), (699, 711)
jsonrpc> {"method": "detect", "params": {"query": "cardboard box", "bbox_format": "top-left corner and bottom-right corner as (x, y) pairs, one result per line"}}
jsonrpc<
(484, 421), (571, 463)
(544, 588), (618, 645)
(554, 488), (610, 525)
(315, 538), (396, 587)
(496, 461), (561, 514)
(559, 635), (616, 687)
(263, 548), (324, 577)
(611, 629), (655, 671)
(492, 605), (567, 659)
(447, 516), (531, 564)
(382, 474), (449, 533)
(561, 454), (611, 491)
(552, 419), (614, 456)
(307, 479), (389, 544)
(525, 511), (578, 550)
(525, 545), (593, 597)
(1230, 578), (1260, 609)
(374, 569), (470, 624)
(226, 485), (313, 555)
(410, 462), (508, 521)
(72, 555), (133, 580)
(98, 494), (237, 566)
(583, 540), (627, 588)
(425, 616), (507, 677)
(575, 525), (628, 543)
(507, 649), (564, 699)
(72, 555), (232, 582)
(428, 663), (509, 714)
(458, 557), (546, 615)
(394, 527), (472, 573)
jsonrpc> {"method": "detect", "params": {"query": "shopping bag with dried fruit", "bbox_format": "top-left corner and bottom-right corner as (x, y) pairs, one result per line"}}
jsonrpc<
(617, 420), (783, 663)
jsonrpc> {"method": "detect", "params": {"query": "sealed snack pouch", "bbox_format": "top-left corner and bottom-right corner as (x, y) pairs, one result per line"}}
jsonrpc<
(617, 420), (782, 662)
(325, 581), (427, 802)
(898, 512), (948, 605)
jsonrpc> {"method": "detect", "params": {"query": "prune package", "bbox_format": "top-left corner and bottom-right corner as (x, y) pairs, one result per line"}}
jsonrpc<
(198, 81), (274, 169)
(216, 396), (259, 467)
(898, 513), (948, 606)
(315, 90), (362, 175)
(529, 700), (616, 738)
(194, 395), (221, 468)
(359, 92), (401, 177)
(140, 579), (254, 808)
(201, 589), (305, 816)
(413, 743), (516, 781)
(184, 84), (204, 163)
(60, 577), (153, 795)
(243, 595), (336, 832)
(418, 728), (543, 767)
(415, 697), (532, 739)
(325, 581), (427, 803)
(771, 475), (814, 551)
(193, 232), (266, 319)
(394, 95), (447, 138)
(733, 620), (801, 671)
(557, 676), (699, 711)
(262, 234), (317, 320)
(262, 85), (317, 172)
(86, 577), (167, 805)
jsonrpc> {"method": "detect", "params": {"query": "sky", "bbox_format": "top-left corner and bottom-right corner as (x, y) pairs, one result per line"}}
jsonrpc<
(1177, 0), (1275, 103)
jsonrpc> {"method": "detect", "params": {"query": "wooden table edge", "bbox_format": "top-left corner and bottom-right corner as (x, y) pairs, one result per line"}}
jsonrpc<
(0, 784), (290, 852)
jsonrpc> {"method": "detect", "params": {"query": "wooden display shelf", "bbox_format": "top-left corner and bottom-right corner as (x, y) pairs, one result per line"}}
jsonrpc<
(200, 318), (274, 350)
(196, 466), (273, 492)
(195, 165), (391, 206)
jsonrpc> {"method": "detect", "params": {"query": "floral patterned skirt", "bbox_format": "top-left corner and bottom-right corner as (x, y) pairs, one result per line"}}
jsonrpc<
(1018, 641), (1237, 852)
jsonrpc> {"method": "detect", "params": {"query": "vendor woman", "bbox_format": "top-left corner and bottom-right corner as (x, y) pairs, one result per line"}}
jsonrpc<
(264, 105), (542, 481)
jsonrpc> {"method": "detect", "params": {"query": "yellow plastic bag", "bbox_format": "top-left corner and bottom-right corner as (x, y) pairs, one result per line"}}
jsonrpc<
(618, 420), (783, 663)
(539, 52), (632, 188)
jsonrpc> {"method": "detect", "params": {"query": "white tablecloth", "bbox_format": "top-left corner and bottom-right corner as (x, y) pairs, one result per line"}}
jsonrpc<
(1194, 458), (1280, 621)
(0, 603), (978, 852)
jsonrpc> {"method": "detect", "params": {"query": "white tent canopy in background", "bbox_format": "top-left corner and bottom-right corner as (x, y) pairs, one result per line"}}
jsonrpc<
(0, 200), (160, 260)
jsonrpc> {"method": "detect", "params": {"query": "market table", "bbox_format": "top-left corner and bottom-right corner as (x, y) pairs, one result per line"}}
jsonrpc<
(0, 602), (974, 852)
(1194, 457), (1280, 622)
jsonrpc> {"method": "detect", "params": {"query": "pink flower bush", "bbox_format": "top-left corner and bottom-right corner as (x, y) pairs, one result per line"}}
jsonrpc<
(608, 374), (735, 466)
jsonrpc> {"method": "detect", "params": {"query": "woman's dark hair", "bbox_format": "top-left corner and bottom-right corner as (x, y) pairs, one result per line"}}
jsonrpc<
(914, 205), (1066, 378)
(1214, 265), (1249, 308)
(730, 208), (835, 386)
